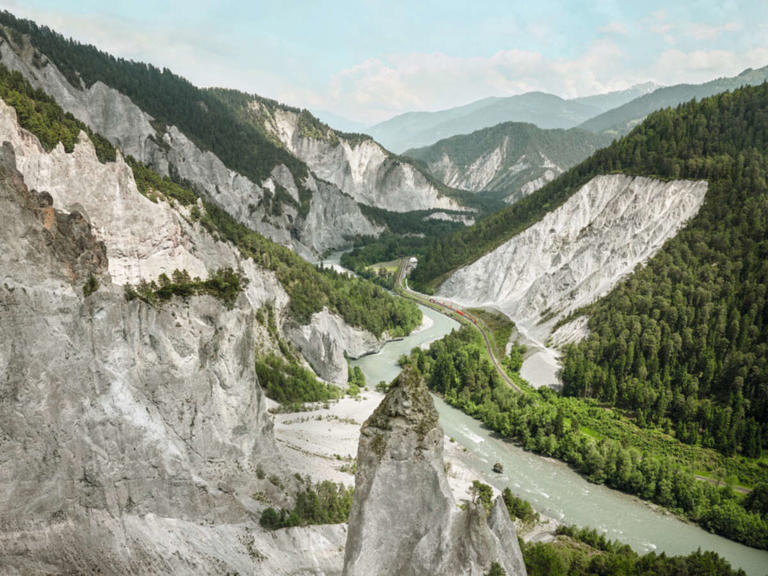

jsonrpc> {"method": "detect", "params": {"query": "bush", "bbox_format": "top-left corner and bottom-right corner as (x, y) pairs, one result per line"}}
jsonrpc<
(82, 274), (98, 297)
(256, 353), (340, 406)
(259, 480), (354, 530)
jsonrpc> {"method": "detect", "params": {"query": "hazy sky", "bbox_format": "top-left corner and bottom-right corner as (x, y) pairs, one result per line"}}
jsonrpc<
(2, 0), (767, 125)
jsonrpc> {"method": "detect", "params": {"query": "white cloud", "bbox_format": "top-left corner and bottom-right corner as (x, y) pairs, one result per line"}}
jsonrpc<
(644, 46), (768, 84)
(598, 22), (628, 36)
(686, 21), (741, 40)
(0, 1), (290, 96)
(322, 41), (630, 123)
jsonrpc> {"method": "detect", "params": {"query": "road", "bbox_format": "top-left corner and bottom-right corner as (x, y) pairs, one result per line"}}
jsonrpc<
(395, 259), (524, 394)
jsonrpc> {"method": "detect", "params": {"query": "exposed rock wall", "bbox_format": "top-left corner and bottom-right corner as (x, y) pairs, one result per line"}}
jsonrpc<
(0, 140), (327, 572)
(0, 36), (380, 256)
(285, 308), (382, 385)
(439, 174), (708, 342)
(0, 94), (380, 386)
(343, 367), (526, 576)
(299, 177), (385, 255)
(263, 105), (464, 213)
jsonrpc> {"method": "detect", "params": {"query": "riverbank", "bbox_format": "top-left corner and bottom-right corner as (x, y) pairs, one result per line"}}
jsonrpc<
(272, 391), (538, 520)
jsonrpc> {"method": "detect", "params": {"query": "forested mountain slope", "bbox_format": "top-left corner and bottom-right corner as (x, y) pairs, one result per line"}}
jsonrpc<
(560, 85), (768, 458)
(410, 84), (768, 292)
(404, 122), (611, 204)
(419, 82), (768, 459)
(579, 66), (768, 136)
(0, 11), (469, 256)
(367, 84), (654, 153)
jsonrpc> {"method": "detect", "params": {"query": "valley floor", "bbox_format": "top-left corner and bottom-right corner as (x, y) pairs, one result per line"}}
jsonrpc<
(272, 392), (561, 542)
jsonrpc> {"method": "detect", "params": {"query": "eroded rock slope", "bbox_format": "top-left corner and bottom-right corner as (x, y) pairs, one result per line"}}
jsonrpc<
(0, 32), (469, 256)
(343, 366), (526, 576)
(439, 174), (708, 342)
(260, 102), (465, 213)
(0, 140), (345, 573)
(0, 35), (382, 256)
(405, 122), (610, 204)
(0, 96), (380, 385)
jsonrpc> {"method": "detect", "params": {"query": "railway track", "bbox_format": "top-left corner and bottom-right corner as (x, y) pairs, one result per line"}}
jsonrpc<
(395, 259), (524, 394)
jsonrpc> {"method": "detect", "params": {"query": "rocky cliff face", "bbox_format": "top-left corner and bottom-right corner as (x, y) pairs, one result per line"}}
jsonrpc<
(439, 174), (708, 343)
(0, 139), (296, 571)
(261, 103), (465, 213)
(343, 366), (526, 576)
(286, 308), (382, 385)
(0, 93), (378, 386)
(0, 35), (382, 256)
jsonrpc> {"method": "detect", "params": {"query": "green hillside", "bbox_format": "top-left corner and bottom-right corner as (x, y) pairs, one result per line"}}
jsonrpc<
(405, 122), (611, 200)
(579, 66), (768, 136)
(560, 86), (768, 459)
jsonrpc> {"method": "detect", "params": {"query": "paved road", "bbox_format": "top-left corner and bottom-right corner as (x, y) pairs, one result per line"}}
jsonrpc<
(395, 260), (524, 394)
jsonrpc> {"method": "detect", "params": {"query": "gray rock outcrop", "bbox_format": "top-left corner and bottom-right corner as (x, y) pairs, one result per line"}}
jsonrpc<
(343, 366), (526, 576)
(261, 104), (465, 214)
(439, 174), (708, 343)
(286, 308), (382, 385)
(0, 139), (289, 571)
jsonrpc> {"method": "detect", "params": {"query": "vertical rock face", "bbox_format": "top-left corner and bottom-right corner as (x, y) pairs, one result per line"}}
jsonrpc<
(285, 308), (382, 385)
(0, 140), (284, 571)
(343, 367), (526, 576)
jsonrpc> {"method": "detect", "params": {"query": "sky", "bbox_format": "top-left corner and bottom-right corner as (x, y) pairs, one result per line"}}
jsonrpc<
(1, 0), (767, 126)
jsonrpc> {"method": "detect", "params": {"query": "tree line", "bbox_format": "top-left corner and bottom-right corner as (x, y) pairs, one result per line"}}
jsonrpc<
(406, 325), (768, 549)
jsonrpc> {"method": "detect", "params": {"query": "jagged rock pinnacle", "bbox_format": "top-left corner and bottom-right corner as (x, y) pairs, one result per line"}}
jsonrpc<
(343, 366), (527, 576)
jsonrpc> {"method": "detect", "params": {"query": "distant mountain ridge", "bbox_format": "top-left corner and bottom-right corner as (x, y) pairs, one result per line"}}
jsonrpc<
(405, 122), (612, 204)
(366, 83), (657, 153)
(579, 66), (768, 135)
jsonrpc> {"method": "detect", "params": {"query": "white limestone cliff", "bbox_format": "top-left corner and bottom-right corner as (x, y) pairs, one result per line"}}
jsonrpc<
(262, 104), (465, 213)
(0, 36), (381, 256)
(439, 174), (707, 344)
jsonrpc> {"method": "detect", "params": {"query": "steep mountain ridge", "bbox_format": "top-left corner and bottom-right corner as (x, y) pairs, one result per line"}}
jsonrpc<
(0, 13), (469, 257)
(367, 83), (656, 153)
(579, 65), (768, 135)
(239, 93), (465, 213)
(405, 122), (611, 203)
(0, 32), (383, 257)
